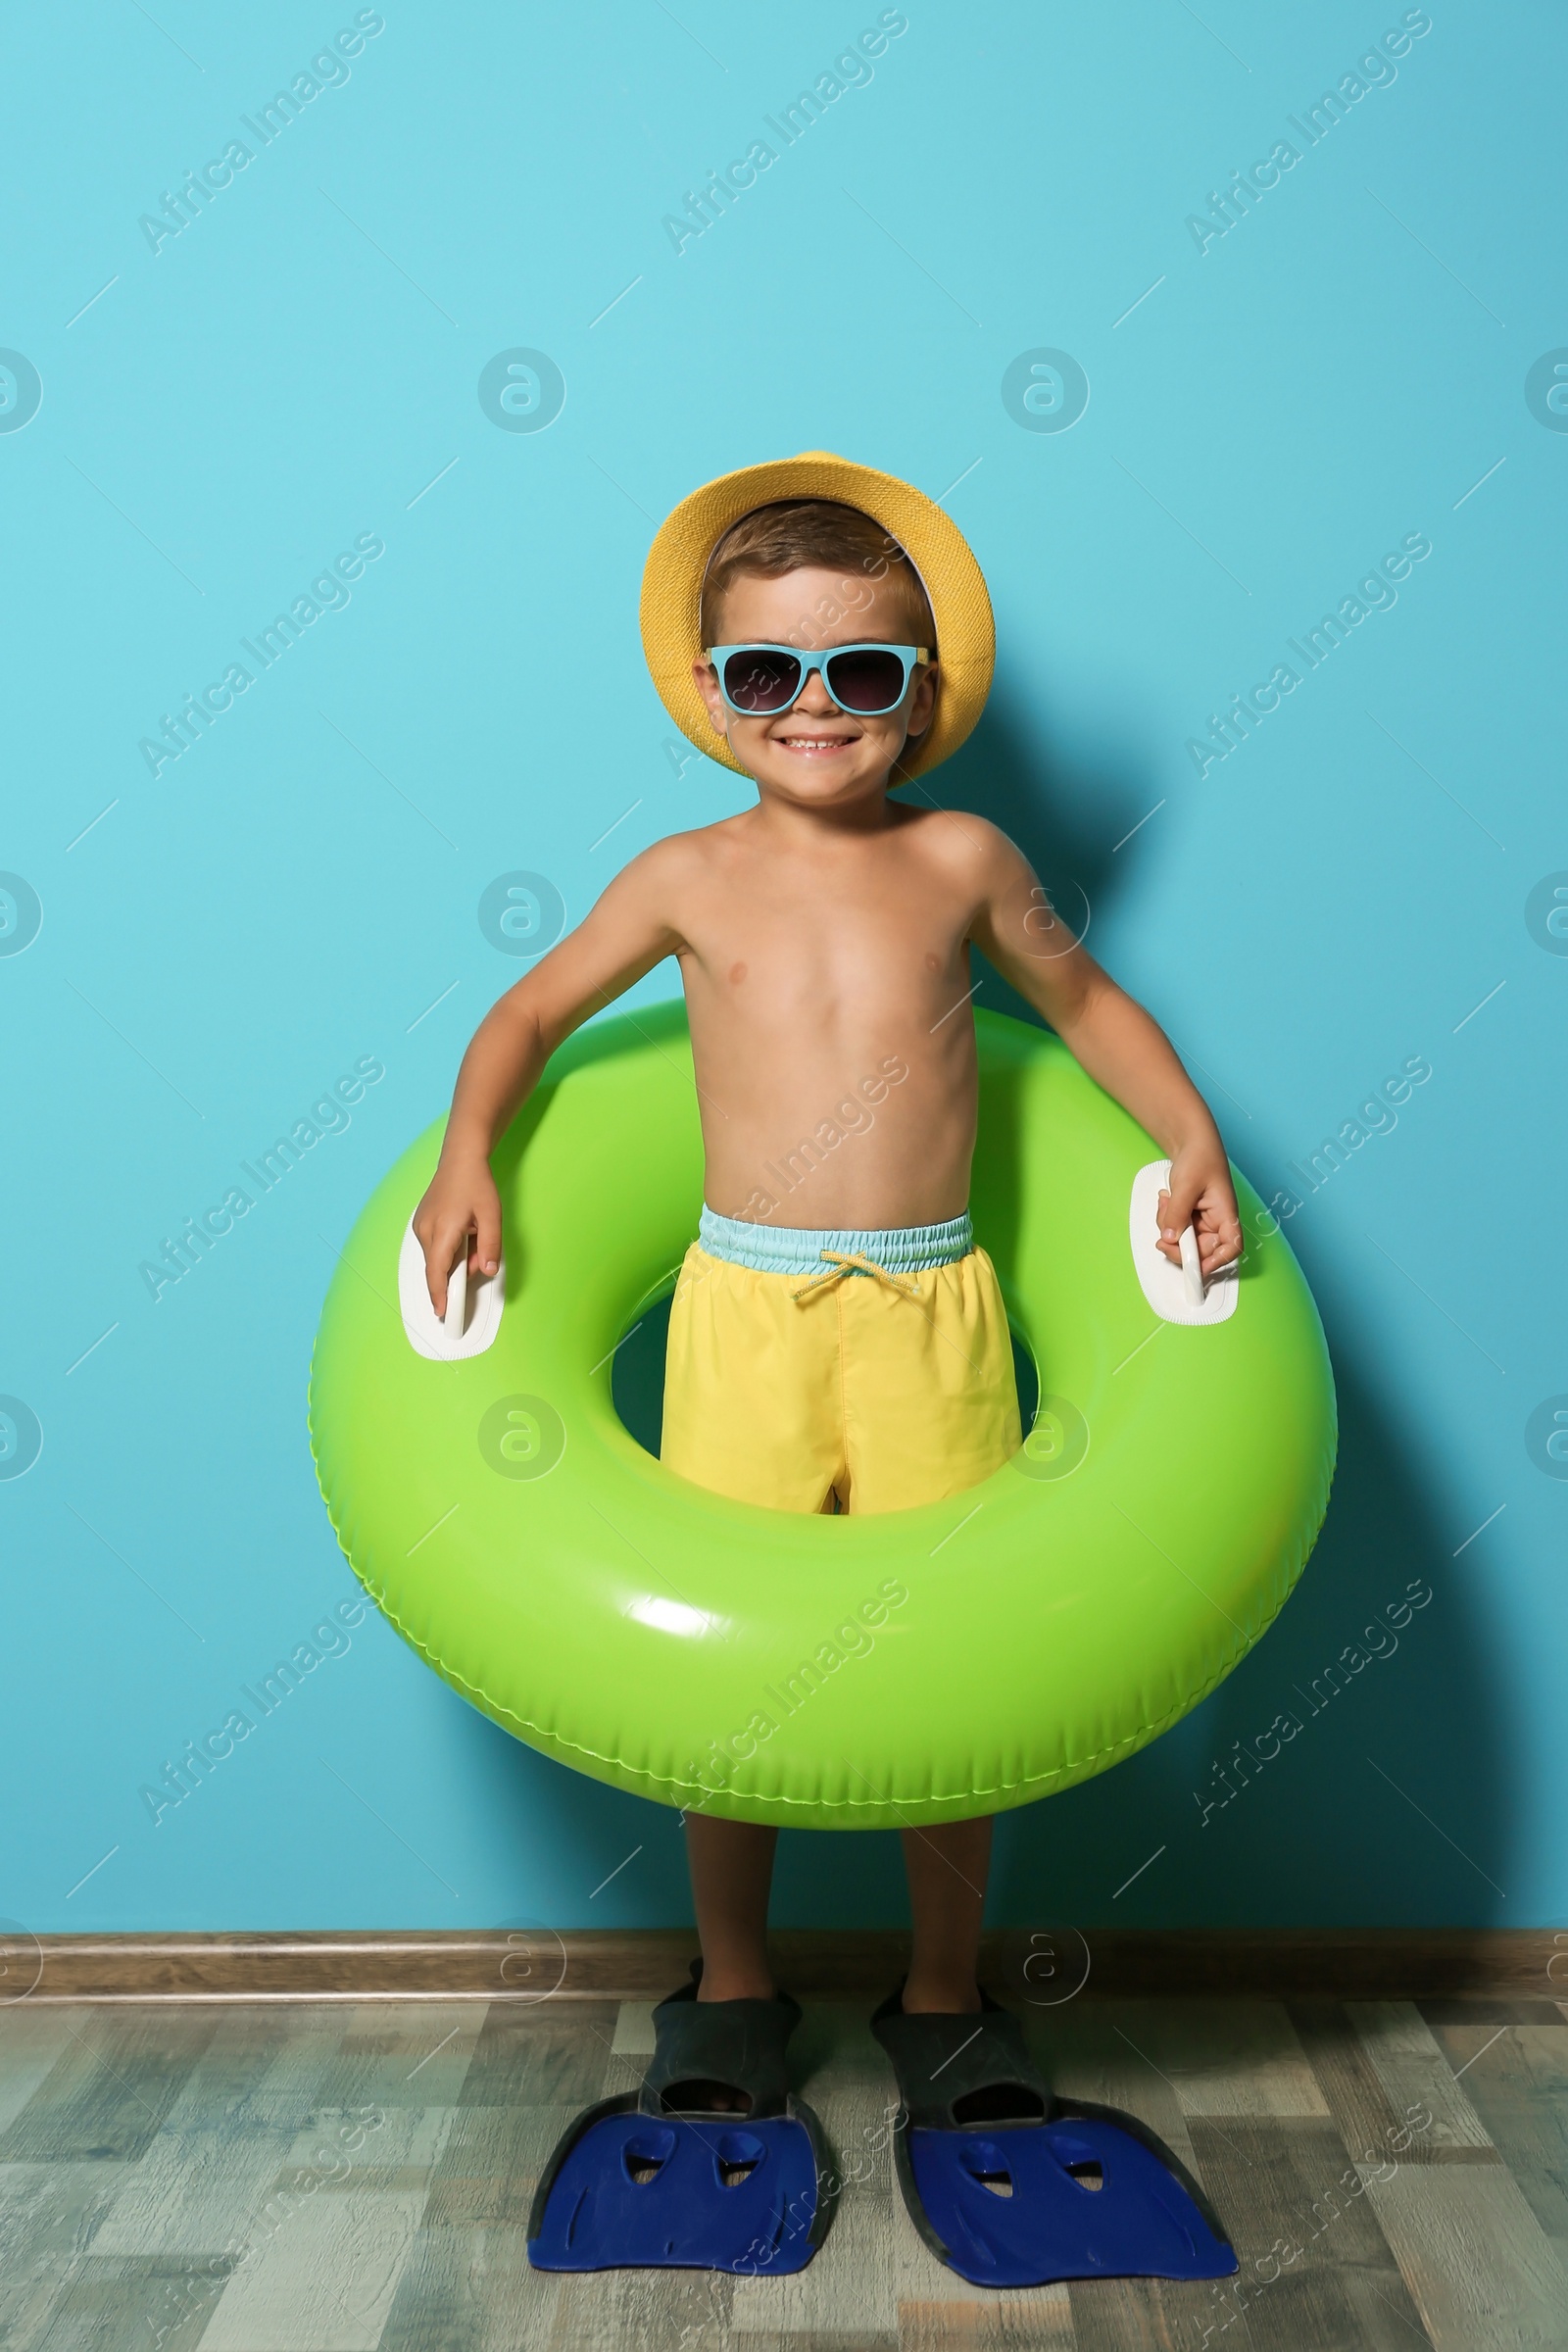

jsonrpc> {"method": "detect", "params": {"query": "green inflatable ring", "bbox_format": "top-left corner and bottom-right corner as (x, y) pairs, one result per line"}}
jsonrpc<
(309, 1004), (1335, 1829)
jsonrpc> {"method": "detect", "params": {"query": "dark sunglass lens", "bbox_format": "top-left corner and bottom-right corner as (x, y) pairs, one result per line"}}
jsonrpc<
(722, 649), (801, 712)
(823, 648), (906, 712)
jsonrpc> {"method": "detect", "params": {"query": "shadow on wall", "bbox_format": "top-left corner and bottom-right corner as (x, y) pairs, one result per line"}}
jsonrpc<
(459, 685), (1512, 1933)
(939, 689), (1514, 1931)
(989, 1345), (1515, 1932)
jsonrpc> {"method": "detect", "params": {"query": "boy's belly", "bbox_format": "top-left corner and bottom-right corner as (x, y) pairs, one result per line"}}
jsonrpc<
(690, 1025), (979, 1229)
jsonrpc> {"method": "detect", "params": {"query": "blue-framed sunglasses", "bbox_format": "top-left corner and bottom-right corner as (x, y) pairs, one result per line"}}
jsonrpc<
(706, 641), (930, 718)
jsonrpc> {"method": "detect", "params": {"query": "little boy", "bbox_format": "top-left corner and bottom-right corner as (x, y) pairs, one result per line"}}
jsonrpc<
(416, 454), (1241, 2044)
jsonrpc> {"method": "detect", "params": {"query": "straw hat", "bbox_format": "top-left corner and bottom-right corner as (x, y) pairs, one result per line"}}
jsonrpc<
(639, 452), (994, 781)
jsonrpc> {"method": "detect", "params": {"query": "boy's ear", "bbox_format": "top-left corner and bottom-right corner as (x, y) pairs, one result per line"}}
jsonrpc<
(692, 656), (729, 738)
(903, 661), (938, 743)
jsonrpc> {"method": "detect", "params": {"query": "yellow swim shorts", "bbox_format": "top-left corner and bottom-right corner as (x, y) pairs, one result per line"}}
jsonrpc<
(661, 1208), (1021, 1515)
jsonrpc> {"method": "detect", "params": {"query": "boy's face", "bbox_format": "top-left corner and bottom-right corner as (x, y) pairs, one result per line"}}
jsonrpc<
(692, 564), (937, 808)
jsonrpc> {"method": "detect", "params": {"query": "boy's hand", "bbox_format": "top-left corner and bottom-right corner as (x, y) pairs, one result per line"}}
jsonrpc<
(1157, 1146), (1243, 1277)
(413, 1152), (503, 1315)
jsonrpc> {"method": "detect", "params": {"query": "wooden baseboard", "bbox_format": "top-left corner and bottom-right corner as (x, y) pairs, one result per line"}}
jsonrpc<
(10, 1928), (1562, 2004)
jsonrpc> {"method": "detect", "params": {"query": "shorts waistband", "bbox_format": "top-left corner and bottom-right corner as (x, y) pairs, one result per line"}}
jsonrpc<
(697, 1205), (973, 1278)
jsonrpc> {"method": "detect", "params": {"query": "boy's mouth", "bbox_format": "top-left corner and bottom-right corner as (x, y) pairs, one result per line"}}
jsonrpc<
(773, 731), (858, 759)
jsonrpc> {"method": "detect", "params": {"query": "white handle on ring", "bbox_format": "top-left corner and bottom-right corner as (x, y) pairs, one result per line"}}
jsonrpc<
(444, 1251), (468, 1340)
(1129, 1161), (1239, 1328)
(398, 1220), (506, 1361)
(1179, 1222), (1206, 1312)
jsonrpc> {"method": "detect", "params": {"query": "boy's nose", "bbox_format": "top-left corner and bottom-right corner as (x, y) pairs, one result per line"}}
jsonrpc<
(794, 667), (841, 715)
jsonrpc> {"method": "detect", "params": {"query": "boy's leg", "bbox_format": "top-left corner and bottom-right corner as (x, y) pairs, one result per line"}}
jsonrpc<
(685, 1811), (778, 2002)
(900, 1816), (993, 2013)
(663, 1246), (842, 2067)
(840, 1251), (1009, 2013)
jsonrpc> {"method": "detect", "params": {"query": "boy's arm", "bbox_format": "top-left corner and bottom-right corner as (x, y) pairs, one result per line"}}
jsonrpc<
(966, 827), (1243, 1274)
(415, 844), (686, 1309)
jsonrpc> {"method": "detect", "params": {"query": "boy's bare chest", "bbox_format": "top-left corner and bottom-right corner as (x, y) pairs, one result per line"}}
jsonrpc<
(678, 857), (974, 1015)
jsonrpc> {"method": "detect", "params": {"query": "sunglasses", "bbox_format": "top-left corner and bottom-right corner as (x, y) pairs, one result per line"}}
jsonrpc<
(706, 641), (930, 718)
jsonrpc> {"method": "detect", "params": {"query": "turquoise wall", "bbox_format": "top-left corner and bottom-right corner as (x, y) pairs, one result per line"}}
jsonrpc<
(3, 1), (1562, 1940)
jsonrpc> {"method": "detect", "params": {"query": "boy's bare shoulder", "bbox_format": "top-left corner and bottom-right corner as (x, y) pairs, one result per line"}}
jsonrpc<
(613, 812), (750, 893)
(897, 804), (1029, 886)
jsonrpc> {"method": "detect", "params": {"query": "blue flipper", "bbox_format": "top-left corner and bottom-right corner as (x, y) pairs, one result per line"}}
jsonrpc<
(526, 2096), (826, 2274)
(528, 1967), (836, 2276)
(872, 1989), (1238, 2290)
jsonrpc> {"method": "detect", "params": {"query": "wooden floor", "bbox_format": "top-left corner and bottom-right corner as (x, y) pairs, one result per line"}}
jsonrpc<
(1, 1991), (1565, 2350)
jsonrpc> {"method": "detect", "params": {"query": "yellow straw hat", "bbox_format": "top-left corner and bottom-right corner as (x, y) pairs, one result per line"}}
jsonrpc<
(639, 452), (994, 781)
